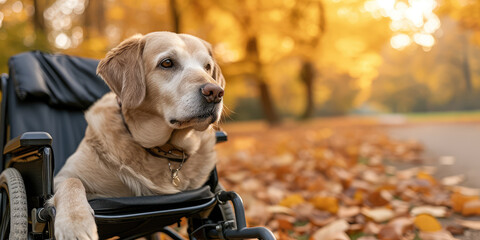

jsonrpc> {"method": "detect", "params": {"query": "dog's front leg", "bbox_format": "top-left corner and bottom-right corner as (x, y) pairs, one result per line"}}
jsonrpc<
(51, 178), (98, 240)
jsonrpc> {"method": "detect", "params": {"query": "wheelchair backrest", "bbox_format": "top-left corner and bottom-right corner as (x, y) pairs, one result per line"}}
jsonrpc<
(1, 51), (110, 174)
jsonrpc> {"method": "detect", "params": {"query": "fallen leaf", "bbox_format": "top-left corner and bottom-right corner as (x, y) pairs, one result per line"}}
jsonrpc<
(225, 171), (249, 183)
(354, 189), (365, 203)
(293, 222), (311, 234)
(421, 189), (451, 206)
(310, 196), (339, 214)
(273, 153), (295, 166)
(453, 186), (480, 196)
(291, 203), (315, 220)
(245, 201), (270, 226)
(368, 155), (383, 166)
(361, 207), (395, 223)
(411, 206), (448, 217)
(325, 232), (350, 240)
(309, 211), (336, 227)
(377, 225), (401, 240)
(402, 178), (433, 193)
(389, 217), (414, 234)
(451, 191), (479, 213)
(391, 199), (410, 216)
(413, 214), (442, 232)
(417, 171), (437, 185)
(455, 219), (480, 230)
(357, 237), (378, 240)
(348, 223), (363, 232)
(267, 185), (287, 204)
(362, 170), (381, 183)
(461, 199), (480, 216)
(232, 137), (256, 150)
(441, 174), (465, 186)
(365, 190), (389, 207)
(276, 215), (295, 230)
(399, 188), (420, 202)
(277, 231), (295, 240)
(446, 225), (464, 235)
(338, 206), (360, 218)
(267, 205), (295, 215)
(363, 221), (381, 235)
(355, 214), (367, 225)
(311, 219), (349, 240)
(419, 230), (459, 240)
(350, 180), (372, 191)
(239, 178), (263, 192)
(279, 194), (305, 208)
(326, 182), (344, 195)
(396, 167), (419, 180)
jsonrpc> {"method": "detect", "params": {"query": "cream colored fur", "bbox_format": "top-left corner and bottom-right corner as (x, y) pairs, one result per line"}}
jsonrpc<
(51, 32), (225, 240)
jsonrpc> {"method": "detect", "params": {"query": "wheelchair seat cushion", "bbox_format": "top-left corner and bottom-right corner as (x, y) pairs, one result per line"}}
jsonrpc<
(89, 186), (217, 239)
(89, 185), (215, 216)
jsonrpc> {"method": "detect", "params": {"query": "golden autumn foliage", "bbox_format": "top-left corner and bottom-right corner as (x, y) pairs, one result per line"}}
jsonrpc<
(2, 0), (480, 120)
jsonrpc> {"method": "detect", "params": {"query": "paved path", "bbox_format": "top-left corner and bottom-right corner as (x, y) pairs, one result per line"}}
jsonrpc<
(387, 122), (480, 188)
(387, 122), (480, 240)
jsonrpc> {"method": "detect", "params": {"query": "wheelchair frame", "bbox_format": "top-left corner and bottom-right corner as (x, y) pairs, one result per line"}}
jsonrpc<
(0, 71), (275, 240)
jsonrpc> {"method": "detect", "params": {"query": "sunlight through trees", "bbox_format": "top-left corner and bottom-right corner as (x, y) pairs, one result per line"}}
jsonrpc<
(1, 0), (480, 122)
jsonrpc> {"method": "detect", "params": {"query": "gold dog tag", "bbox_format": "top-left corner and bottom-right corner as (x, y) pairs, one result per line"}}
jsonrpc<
(171, 170), (181, 187)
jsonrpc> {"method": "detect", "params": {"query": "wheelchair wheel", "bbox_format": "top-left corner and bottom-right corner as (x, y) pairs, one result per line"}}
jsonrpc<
(0, 168), (28, 240)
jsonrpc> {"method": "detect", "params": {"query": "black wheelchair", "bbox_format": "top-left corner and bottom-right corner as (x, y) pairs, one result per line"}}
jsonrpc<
(0, 51), (275, 240)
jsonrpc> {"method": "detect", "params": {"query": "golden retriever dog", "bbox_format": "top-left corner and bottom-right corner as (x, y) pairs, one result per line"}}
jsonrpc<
(51, 32), (225, 240)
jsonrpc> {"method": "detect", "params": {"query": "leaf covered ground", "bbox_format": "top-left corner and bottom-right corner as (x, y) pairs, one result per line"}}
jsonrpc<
(215, 119), (480, 240)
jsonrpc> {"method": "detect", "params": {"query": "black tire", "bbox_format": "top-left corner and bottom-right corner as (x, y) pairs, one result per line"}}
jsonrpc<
(0, 168), (28, 240)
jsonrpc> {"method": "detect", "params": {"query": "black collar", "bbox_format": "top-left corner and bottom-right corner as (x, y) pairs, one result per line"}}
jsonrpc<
(117, 98), (189, 163)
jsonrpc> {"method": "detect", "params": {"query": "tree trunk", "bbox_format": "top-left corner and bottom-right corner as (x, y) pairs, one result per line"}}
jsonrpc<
(84, 0), (105, 38)
(300, 61), (315, 119)
(298, 1), (325, 119)
(258, 81), (280, 125)
(462, 37), (472, 93)
(246, 37), (280, 125)
(169, 0), (181, 33)
(32, 0), (46, 33)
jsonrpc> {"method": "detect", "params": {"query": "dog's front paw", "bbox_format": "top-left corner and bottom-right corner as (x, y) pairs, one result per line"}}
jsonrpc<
(54, 205), (98, 240)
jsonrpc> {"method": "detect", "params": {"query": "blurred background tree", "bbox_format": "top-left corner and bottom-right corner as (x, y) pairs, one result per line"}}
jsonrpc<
(1, 0), (480, 124)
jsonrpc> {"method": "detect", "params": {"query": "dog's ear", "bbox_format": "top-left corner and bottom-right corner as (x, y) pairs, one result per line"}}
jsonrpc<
(97, 34), (146, 109)
(212, 60), (225, 89)
(201, 40), (226, 88)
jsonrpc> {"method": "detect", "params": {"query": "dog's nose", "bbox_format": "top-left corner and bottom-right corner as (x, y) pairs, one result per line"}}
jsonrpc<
(201, 83), (224, 103)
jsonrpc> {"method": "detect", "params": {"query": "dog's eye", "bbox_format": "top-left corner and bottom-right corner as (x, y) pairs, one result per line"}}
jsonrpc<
(159, 59), (174, 68)
(205, 63), (211, 72)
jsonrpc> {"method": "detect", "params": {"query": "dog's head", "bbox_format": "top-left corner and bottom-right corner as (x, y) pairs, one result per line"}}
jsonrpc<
(97, 32), (225, 131)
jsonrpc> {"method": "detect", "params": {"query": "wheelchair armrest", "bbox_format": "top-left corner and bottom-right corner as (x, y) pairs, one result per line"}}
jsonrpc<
(3, 131), (52, 154)
(215, 131), (228, 144)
